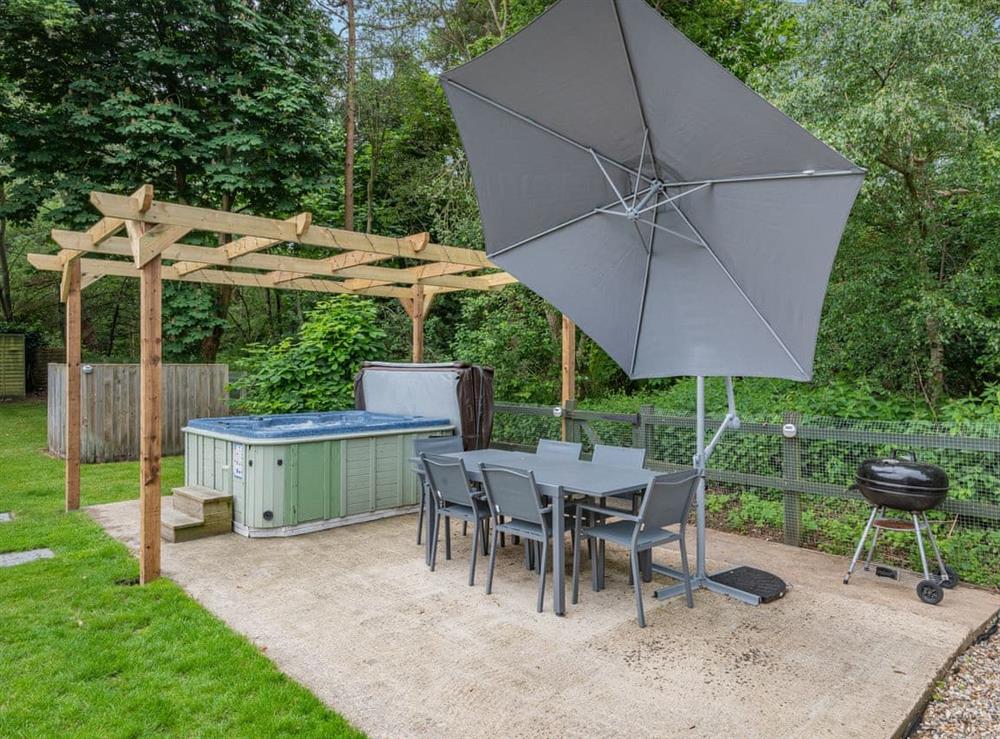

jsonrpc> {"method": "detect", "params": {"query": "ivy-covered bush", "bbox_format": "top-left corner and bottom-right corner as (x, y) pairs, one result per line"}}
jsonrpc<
(231, 296), (386, 414)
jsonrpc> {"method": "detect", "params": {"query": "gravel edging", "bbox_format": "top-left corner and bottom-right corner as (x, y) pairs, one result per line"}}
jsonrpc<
(909, 611), (1000, 738)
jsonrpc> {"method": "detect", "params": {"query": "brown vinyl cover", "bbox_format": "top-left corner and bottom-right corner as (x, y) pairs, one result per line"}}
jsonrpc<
(354, 362), (494, 450)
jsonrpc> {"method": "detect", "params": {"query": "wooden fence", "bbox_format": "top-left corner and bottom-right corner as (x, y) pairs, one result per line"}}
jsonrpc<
(48, 363), (229, 462)
(0, 334), (26, 398)
(492, 402), (1000, 544)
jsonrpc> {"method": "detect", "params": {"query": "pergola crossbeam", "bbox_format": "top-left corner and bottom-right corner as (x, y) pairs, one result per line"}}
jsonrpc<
(90, 191), (493, 268)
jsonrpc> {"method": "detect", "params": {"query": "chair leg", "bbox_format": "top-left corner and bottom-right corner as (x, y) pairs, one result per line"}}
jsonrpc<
(468, 518), (480, 586)
(678, 538), (693, 609)
(630, 548), (646, 627)
(537, 538), (548, 613)
(485, 526), (499, 595)
(463, 520), (468, 537)
(572, 510), (582, 605)
(445, 516), (452, 561)
(430, 515), (440, 572)
(416, 488), (425, 545)
(481, 519), (490, 556)
(590, 533), (600, 592)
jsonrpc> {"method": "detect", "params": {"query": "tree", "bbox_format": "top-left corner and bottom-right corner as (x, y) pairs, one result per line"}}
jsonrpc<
(0, 0), (342, 357)
(756, 0), (1000, 406)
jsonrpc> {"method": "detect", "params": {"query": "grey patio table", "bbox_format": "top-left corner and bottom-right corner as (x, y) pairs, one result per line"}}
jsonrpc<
(438, 448), (657, 616)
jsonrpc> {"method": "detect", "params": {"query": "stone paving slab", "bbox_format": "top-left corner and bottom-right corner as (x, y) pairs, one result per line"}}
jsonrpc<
(91, 499), (1000, 739)
(0, 548), (54, 567)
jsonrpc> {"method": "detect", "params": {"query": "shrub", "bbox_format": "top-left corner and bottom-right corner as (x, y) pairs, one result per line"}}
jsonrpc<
(231, 296), (386, 414)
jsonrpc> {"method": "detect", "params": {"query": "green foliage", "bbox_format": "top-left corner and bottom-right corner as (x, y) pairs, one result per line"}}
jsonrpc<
(232, 296), (387, 414)
(755, 0), (1000, 403)
(162, 283), (227, 362)
(451, 286), (561, 404)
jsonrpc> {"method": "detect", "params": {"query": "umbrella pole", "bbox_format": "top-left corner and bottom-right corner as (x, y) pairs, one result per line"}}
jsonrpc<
(653, 376), (762, 605)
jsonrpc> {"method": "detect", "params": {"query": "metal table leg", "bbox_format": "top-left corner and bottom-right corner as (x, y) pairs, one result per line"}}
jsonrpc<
(553, 489), (566, 615)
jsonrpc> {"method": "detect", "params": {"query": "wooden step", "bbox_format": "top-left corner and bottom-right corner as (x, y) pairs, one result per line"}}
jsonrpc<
(172, 484), (230, 503)
(161, 499), (231, 543)
(172, 485), (232, 521)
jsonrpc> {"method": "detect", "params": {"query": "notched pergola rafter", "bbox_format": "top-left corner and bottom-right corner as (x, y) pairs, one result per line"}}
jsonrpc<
(40, 187), (516, 300)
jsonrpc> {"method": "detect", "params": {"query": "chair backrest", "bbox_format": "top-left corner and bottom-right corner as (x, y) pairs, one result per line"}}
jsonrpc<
(413, 435), (464, 457)
(535, 438), (582, 460)
(479, 464), (547, 525)
(592, 444), (646, 469)
(420, 453), (475, 508)
(637, 471), (700, 531)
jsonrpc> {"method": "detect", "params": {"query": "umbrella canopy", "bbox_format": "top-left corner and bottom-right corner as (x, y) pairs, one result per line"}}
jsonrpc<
(441, 0), (865, 381)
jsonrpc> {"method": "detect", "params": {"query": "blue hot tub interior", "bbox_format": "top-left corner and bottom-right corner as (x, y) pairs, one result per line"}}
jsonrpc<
(186, 410), (452, 440)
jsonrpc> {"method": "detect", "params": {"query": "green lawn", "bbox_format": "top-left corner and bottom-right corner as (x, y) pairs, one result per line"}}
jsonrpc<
(0, 399), (361, 738)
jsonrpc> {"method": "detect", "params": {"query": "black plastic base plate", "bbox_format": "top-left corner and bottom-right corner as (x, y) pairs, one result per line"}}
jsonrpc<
(710, 566), (787, 603)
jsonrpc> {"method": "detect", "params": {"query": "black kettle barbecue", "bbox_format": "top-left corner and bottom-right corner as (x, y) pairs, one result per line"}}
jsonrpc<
(843, 451), (958, 605)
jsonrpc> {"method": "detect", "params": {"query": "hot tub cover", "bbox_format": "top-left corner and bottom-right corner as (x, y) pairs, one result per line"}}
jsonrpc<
(185, 410), (452, 441)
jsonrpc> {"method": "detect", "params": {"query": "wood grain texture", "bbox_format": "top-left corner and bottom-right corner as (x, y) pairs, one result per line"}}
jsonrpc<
(64, 261), (81, 511)
(139, 255), (162, 584)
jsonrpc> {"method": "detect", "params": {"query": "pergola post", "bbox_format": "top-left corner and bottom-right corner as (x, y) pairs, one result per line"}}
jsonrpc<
(561, 315), (576, 441)
(139, 254), (163, 584)
(64, 260), (82, 511)
(411, 283), (425, 362)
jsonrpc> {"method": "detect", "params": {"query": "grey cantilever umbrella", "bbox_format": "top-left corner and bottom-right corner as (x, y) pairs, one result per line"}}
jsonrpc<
(441, 0), (864, 604)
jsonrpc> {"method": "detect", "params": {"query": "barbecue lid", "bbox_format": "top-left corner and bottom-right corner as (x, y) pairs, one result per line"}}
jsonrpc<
(857, 452), (948, 492)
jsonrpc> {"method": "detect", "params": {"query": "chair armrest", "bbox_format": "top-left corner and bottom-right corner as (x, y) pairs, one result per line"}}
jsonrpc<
(539, 506), (553, 515)
(574, 502), (640, 522)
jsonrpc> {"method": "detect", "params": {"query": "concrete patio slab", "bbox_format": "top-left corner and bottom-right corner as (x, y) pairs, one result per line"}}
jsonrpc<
(90, 499), (1000, 739)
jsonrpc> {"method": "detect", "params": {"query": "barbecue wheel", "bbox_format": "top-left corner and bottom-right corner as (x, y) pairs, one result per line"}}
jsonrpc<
(940, 564), (959, 590)
(917, 579), (944, 605)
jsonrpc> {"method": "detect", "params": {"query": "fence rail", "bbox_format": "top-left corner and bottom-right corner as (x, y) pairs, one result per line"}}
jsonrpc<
(491, 401), (1000, 588)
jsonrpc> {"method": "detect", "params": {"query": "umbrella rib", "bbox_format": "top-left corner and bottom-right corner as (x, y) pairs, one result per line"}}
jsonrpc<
(663, 169), (862, 189)
(496, 183), (659, 258)
(634, 182), (711, 217)
(609, 0), (662, 183)
(636, 218), (704, 247)
(633, 130), (649, 209)
(590, 150), (629, 210)
(666, 201), (810, 378)
(443, 79), (653, 187)
(629, 206), (658, 376)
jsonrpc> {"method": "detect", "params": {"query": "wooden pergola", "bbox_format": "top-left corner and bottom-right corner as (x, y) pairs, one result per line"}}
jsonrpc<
(24, 185), (582, 584)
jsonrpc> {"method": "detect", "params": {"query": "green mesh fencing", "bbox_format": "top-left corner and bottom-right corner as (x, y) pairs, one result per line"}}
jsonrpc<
(491, 403), (1000, 589)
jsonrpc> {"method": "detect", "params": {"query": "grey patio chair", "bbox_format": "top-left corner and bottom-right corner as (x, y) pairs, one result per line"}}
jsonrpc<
(572, 470), (700, 627)
(413, 435), (464, 546)
(592, 443), (646, 469)
(535, 438), (582, 460)
(479, 463), (555, 613)
(587, 443), (649, 573)
(420, 453), (491, 586)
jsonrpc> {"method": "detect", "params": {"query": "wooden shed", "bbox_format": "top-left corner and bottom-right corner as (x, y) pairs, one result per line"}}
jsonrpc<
(0, 334), (26, 398)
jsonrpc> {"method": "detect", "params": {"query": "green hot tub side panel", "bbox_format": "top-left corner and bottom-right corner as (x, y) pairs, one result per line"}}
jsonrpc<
(185, 430), (435, 531)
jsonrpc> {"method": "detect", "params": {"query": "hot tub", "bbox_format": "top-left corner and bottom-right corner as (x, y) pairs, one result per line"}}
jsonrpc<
(183, 411), (453, 537)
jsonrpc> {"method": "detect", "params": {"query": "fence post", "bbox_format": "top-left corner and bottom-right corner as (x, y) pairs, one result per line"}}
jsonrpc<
(782, 411), (803, 546)
(635, 404), (654, 460)
(564, 399), (579, 444)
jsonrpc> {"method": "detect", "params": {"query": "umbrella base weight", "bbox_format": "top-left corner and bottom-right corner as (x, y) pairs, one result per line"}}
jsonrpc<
(651, 564), (763, 606)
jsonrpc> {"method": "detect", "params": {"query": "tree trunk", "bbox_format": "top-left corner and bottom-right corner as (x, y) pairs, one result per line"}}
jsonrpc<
(201, 191), (234, 361)
(926, 315), (944, 407)
(344, 0), (356, 231)
(0, 181), (14, 322)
